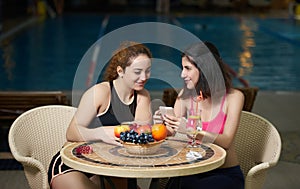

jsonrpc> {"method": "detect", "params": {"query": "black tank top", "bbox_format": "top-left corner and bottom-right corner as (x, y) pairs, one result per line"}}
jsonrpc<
(97, 81), (137, 126)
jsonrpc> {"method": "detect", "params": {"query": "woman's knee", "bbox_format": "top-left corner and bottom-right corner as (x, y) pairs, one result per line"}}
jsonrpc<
(51, 172), (98, 189)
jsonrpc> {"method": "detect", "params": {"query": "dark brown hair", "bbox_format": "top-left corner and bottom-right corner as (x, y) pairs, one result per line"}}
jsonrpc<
(181, 41), (232, 99)
(103, 41), (152, 81)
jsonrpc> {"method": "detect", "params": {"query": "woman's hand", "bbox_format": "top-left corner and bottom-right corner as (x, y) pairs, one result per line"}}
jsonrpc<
(74, 125), (122, 146)
(187, 130), (205, 141)
(153, 110), (175, 136)
(153, 110), (163, 124)
(100, 127), (122, 146)
(162, 114), (180, 136)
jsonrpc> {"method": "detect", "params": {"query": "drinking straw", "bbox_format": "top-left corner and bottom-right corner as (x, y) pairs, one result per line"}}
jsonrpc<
(189, 97), (194, 116)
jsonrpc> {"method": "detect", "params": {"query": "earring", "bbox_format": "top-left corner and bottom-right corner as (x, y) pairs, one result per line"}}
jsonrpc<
(197, 91), (203, 101)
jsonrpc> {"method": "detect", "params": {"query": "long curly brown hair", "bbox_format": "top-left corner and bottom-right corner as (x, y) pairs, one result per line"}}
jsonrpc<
(103, 41), (152, 81)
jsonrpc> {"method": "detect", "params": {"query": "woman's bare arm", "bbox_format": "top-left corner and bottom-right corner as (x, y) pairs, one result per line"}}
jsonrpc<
(134, 89), (152, 123)
(66, 83), (117, 143)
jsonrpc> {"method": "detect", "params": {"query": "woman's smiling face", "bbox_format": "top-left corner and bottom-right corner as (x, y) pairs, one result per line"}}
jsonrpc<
(181, 56), (200, 90)
(122, 54), (151, 91)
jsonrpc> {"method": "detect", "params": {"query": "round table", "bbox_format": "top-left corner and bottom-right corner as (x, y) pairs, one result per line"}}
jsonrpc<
(60, 138), (226, 179)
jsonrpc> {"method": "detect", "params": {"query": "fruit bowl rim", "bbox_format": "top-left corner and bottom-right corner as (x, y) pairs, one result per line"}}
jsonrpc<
(117, 139), (165, 147)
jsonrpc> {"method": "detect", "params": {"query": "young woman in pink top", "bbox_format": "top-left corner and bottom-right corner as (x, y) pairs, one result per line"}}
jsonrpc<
(158, 41), (245, 189)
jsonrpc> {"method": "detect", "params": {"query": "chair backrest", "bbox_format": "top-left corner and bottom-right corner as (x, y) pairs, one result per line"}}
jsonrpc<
(234, 111), (282, 189)
(235, 87), (259, 112)
(162, 88), (179, 107)
(8, 105), (77, 189)
(162, 87), (259, 112)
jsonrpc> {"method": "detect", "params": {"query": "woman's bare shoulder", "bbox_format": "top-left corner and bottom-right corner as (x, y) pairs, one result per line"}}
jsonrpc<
(82, 82), (110, 101)
(93, 82), (110, 93)
(227, 88), (244, 108)
(228, 88), (244, 99)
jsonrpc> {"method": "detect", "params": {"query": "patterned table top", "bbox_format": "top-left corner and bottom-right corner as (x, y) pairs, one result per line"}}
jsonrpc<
(60, 137), (226, 178)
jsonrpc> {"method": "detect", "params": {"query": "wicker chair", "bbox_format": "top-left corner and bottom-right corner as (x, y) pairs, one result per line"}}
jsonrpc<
(234, 111), (281, 189)
(8, 105), (77, 189)
(162, 87), (259, 112)
(154, 111), (281, 189)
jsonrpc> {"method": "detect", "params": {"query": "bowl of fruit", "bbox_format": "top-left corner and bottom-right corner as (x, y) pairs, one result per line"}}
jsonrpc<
(114, 123), (167, 155)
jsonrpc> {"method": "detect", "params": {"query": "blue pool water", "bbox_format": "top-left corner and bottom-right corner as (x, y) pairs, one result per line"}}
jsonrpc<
(1, 14), (300, 91)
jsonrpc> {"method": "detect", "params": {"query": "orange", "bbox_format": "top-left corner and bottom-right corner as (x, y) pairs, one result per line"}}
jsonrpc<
(151, 124), (167, 141)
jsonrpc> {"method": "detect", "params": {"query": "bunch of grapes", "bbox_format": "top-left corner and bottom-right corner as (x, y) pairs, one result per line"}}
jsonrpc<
(120, 129), (155, 144)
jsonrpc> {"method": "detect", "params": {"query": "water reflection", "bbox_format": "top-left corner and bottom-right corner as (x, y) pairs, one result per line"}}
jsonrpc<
(239, 19), (254, 78)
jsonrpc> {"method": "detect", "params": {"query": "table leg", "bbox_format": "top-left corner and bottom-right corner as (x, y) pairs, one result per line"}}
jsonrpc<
(100, 176), (106, 189)
(127, 178), (137, 189)
(149, 178), (159, 189)
(165, 177), (181, 189)
(100, 176), (117, 189)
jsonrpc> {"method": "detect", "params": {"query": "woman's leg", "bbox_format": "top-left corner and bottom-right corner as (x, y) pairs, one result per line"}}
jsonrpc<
(180, 168), (244, 189)
(181, 174), (239, 189)
(51, 171), (100, 189)
(168, 166), (244, 189)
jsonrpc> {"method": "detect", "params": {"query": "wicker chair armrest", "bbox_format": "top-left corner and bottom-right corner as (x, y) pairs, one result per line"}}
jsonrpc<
(17, 156), (48, 188)
(10, 141), (45, 172)
(245, 162), (270, 189)
(16, 156), (45, 171)
(247, 162), (270, 177)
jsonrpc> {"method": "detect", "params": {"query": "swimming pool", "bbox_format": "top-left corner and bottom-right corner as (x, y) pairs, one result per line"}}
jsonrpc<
(1, 14), (299, 91)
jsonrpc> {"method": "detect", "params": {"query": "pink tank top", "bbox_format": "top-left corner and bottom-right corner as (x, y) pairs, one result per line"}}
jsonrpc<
(202, 95), (227, 134)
